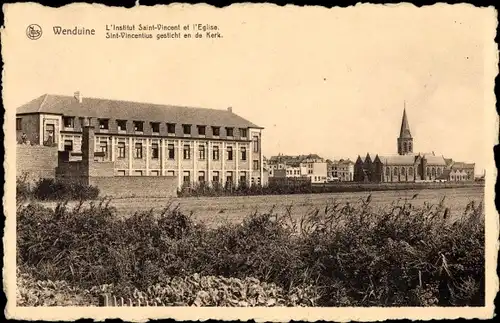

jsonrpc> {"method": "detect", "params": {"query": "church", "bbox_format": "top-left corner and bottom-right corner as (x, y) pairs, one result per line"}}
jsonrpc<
(353, 108), (475, 183)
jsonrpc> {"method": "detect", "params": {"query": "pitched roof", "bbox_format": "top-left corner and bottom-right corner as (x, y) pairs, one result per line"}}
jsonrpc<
(378, 154), (419, 166)
(399, 108), (412, 139)
(17, 94), (262, 129)
(422, 155), (446, 166)
(451, 162), (475, 169)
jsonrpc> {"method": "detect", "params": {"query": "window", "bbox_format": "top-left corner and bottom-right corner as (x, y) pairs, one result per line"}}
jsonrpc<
(437, 168), (442, 176)
(135, 143), (143, 159)
(253, 160), (259, 170)
(151, 122), (160, 134)
(183, 144), (191, 160)
(64, 140), (73, 151)
(134, 121), (144, 132)
(432, 168), (436, 177)
(212, 171), (220, 183)
(226, 171), (233, 184)
(99, 119), (109, 130)
(168, 144), (175, 159)
(151, 143), (159, 159)
(151, 170), (160, 176)
(167, 170), (175, 177)
(135, 170), (143, 176)
(227, 146), (233, 161)
(213, 145), (220, 160)
(226, 127), (234, 137)
(183, 171), (190, 184)
(401, 167), (406, 176)
(117, 170), (126, 176)
(394, 167), (398, 176)
(426, 168), (430, 176)
(212, 126), (220, 137)
(240, 128), (247, 138)
(253, 135), (259, 152)
(240, 147), (247, 161)
(197, 125), (206, 136)
(117, 120), (127, 131)
(198, 171), (205, 183)
(100, 141), (108, 157)
(118, 142), (126, 158)
(240, 172), (247, 184)
(198, 145), (206, 160)
(183, 124), (192, 135)
(386, 167), (390, 175)
(167, 123), (176, 134)
(409, 167), (413, 175)
(63, 117), (74, 128)
(16, 118), (22, 130)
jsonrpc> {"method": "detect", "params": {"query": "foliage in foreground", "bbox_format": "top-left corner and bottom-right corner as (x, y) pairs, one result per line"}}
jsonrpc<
(17, 271), (317, 307)
(17, 196), (485, 307)
(16, 176), (100, 201)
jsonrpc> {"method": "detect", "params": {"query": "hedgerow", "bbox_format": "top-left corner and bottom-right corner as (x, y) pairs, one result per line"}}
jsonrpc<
(17, 196), (484, 306)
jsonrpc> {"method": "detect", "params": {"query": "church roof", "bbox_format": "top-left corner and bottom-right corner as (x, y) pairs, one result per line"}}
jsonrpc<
(399, 108), (412, 139)
(422, 155), (446, 166)
(378, 155), (418, 166)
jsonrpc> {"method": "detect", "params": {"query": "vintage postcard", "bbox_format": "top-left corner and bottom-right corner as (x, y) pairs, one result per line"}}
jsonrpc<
(2, 2), (498, 321)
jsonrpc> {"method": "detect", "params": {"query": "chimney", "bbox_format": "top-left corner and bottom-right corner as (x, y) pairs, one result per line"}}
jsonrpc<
(227, 107), (233, 113)
(74, 91), (82, 103)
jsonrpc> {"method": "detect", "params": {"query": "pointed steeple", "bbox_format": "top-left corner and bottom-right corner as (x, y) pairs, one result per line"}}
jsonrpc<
(399, 106), (412, 139)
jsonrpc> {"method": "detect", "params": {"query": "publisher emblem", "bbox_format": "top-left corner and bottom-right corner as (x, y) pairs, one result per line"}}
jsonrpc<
(26, 24), (42, 40)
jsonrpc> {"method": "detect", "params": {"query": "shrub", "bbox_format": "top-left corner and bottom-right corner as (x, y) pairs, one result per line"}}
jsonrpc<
(31, 178), (99, 201)
(17, 196), (485, 306)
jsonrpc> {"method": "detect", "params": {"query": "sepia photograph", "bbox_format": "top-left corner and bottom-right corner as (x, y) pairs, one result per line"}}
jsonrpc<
(2, 2), (498, 321)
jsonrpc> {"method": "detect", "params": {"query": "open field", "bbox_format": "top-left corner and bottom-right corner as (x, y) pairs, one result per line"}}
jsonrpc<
(40, 186), (484, 227)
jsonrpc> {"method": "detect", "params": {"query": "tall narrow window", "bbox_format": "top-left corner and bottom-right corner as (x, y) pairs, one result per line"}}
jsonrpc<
(253, 135), (259, 152)
(240, 147), (247, 161)
(135, 142), (143, 159)
(168, 144), (175, 159)
(239, 128), (247, 138)
(212, 171), (220, 183)
(183, 171), (190, 184)
(198, 145), (206, 160)
(227, 146), (233, 161)
(118, 142), (126, 158)
(197, 125), (206, 136)
(183, 144), (191, 160)
(151, 143), (159, 159)
(100, 141), (108, 158)
(253, 160), (259, 170)
(198, 171), (205, 183)
(16, 118), (22, 130)
(226, 127), (234, 137)
(213, 145), (219, 160)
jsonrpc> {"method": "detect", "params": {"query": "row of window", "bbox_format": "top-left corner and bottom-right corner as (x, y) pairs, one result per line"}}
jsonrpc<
(385, 166), (445, 177)
(63, 116), (249, 138)
(117, 169), (262, 184)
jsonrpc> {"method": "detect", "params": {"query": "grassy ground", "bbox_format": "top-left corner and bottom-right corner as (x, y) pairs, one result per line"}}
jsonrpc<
(37, 186), (484, 227)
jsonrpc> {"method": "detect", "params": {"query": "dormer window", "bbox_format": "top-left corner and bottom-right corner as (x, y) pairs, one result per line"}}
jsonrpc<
(167, 123), (176, 134)
(117, 120), (127, 132)
(151, 122), (160, 134)
(183, 124), (192, 135)
(134, 121), (144, 132)
(239, 128), (247, 138)
(212, 126), (220, 137)
(226, 127), (234, 137)
(197, 125), (206, 136)
(63, 116), (74, 128)
(99, 119), (109, 130)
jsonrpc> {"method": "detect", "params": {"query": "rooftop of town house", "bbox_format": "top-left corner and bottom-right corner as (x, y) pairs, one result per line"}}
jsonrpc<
(16, 93), (262, 129)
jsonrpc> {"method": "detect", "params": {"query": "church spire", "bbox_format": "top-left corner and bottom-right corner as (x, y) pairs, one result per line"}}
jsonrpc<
(399, 104), (412, 139)
(397, 103), (413, 155)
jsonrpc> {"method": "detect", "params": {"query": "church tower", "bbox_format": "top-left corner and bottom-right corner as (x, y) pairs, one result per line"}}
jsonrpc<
(397, 106), (413, 155)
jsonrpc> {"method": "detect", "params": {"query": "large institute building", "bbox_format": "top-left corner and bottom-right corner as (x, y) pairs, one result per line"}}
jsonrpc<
(354, 108), (475, 183)
(16, 92), (265, 188)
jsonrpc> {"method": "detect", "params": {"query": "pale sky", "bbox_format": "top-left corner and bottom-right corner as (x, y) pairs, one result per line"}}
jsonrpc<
(3, 4), (497, 174)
